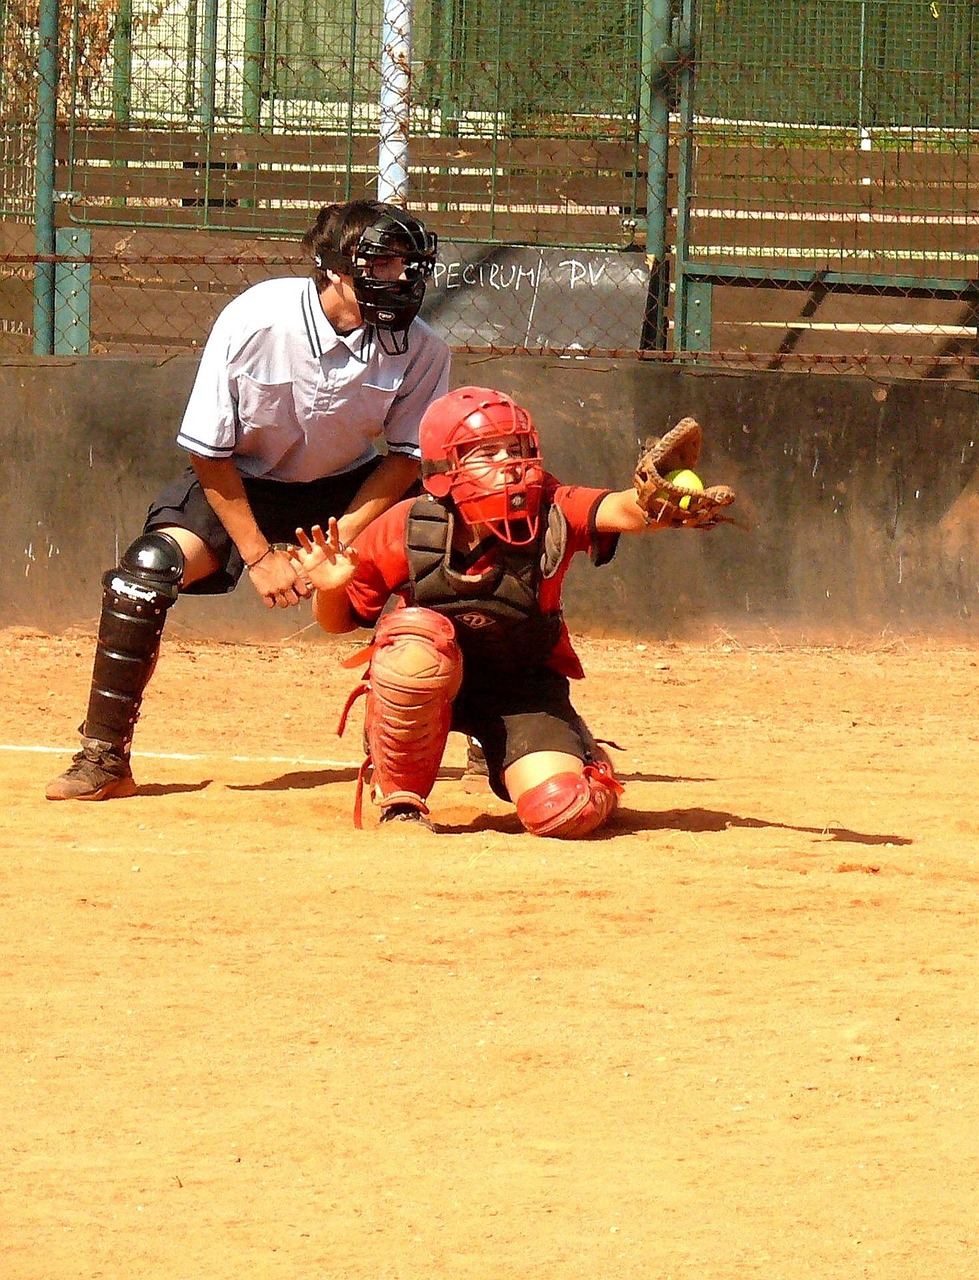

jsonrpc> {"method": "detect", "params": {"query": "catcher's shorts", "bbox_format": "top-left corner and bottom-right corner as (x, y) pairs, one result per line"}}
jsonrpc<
(144, 461), (382, 595)
(451, 665), (597, 801)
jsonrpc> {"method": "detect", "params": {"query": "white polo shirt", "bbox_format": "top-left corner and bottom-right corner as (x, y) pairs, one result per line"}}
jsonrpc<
(176, 276), (451, 483)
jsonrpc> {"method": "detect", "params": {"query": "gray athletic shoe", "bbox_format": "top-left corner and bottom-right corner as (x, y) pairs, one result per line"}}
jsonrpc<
(464, 737), (489, 777)
(45, 738), (137, 801)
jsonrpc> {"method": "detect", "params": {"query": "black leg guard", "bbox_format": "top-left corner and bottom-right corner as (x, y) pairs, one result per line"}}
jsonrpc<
(82, 532), (184, 752)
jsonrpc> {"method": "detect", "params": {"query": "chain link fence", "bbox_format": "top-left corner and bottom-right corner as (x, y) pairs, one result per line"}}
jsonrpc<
(1, 0), (977, 375)
(675, 0), (979, 375)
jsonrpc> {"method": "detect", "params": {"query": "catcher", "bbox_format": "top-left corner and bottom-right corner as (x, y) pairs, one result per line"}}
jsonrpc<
(292, 387), (736, 837)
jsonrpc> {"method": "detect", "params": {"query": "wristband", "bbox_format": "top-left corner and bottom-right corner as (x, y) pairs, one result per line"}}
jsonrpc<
(245, 546), (273, 570)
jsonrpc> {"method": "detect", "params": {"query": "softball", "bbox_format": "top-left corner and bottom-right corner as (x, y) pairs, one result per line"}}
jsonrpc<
(664, 468), (704, 510)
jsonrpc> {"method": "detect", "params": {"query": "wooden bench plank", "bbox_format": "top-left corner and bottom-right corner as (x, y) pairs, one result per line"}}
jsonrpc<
(61, 128), (979, 187)
(66, 168), (340, 203)
(59, 128), (377, 168)
(66, 164), (645, 212)
(59, 128), (645, 173)
(689, 213), (978, 256)
(54, 206), (318, 233)
(51, 203), (635, 245)
(685, 252), (977, 280)
(80, 162), (975, 219)
(52, 200), (979, 258)
(689, 183), (979, 215)
(694, 145), (979, 185)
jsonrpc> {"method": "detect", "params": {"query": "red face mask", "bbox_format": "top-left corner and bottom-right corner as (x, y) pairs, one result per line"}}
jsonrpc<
(420, 388), (545, 545)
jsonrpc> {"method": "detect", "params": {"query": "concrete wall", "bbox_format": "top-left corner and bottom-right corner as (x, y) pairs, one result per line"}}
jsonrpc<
(3, 354), (979, 642)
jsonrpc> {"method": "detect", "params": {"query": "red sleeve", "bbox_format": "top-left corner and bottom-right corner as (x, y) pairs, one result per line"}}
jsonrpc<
(344, 501), (412, 626)
(553, 482), (620, 566)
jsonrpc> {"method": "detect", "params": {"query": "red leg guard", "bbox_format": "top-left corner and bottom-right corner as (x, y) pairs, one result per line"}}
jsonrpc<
(515, 761), (623, 838)
(365, 607), (462, 818)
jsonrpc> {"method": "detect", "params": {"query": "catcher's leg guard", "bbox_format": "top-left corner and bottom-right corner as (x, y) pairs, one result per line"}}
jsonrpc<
(365, 607), (462, 820)
(515, 761), (623, 839)
(82, 532), (183, 751)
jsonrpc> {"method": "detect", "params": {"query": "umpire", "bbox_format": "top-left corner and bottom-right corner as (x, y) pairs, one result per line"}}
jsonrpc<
(46, 200), (450, 801)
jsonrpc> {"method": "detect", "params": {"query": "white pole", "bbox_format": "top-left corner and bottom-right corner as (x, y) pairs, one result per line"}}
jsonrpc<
(378, 0), (412, 204)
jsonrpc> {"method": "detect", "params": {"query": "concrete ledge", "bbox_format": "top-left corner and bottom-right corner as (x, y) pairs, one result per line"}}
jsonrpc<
(3, 354), (979, 641)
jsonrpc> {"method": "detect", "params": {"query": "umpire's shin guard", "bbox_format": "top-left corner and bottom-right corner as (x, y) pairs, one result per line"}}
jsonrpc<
(82, 533), (183, 753)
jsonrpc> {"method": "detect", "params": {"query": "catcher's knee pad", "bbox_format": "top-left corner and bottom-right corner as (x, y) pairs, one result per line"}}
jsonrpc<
(84, 532), (183, 749)
(515, 761), (623, 839)
(365, 607), (462, 815)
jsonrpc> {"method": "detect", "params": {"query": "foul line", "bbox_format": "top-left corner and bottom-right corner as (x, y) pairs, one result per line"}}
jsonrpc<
(0, 743), (360, 768)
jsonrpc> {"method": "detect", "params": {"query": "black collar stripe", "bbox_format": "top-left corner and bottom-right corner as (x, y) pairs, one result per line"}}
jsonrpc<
(301, 283), (322, 359)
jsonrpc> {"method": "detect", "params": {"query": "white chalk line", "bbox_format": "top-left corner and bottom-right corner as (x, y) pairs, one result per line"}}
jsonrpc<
(0, 743), (360, 768)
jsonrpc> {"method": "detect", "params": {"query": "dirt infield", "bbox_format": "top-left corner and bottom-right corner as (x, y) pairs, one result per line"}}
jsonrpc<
(3, 625), (978, 1280)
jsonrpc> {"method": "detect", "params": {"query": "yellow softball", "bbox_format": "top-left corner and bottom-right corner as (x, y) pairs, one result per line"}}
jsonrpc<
(664, 468), (704, 510)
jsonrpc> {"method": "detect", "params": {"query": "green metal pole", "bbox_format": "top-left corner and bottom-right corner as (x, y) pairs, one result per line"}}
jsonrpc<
(241, 0), (265, 210)
(109, 0), (134, 210)
(345, 0), (359, 199)
(112, 0), (133, 122)
(184, 0), (199, 120)
(243, 0), (264, 129)
(673, 0), (701, 351)
(199, 0), (219, 210)
(33, 0), (58, 356)
(639, 0), (673, 351)
(0, 0), (8, 102)
(200, 0), (218, 129)
(54, 225), (92, 355)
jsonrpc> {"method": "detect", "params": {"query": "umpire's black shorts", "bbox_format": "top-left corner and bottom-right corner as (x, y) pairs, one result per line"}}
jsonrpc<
(144, 460), (382, 595)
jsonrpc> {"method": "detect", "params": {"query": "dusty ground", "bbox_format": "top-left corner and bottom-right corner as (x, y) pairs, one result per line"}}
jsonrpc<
(2, 624), (978, 1280)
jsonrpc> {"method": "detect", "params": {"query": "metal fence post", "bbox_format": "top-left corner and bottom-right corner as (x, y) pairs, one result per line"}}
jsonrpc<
(200, 0), (219, 132)
(378, 0), (411, 204)
(54, 226), (91, 355)
(672, 0), (700, 352)
(32, 0), (58, 356)
(243, 0), (265, 129)
(112, 0), (134, 122)
(638, 0), (673, 351)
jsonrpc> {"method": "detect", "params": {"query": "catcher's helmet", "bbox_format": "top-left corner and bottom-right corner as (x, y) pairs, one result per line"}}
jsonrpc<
(310, 202), (437, 353)
(419, 386), (544, 545)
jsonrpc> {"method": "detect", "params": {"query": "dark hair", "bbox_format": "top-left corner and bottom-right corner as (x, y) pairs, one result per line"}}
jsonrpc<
(303, 200), (404, 289)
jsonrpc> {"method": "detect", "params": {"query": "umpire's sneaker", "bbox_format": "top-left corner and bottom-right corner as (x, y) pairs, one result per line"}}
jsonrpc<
(462, 736), (489, 793)
(45, 738), (137, 801)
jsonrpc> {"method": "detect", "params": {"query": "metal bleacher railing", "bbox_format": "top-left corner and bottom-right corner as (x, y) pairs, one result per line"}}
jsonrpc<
(2, 0), (977, 377)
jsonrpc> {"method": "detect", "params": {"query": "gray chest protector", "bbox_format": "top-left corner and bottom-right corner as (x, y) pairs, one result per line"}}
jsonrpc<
(404, 496), (568, 675)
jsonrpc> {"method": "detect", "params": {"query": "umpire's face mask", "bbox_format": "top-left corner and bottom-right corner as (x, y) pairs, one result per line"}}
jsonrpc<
(351, 256), (433, 355)
(315, 211), (438, 355)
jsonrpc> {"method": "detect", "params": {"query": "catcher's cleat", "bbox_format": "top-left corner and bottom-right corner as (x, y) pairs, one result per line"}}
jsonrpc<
(379, 802), (434, 830)
(45, 738), (137, 801)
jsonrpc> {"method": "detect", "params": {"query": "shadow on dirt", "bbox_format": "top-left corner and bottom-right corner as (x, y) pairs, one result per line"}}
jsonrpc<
(614, 805), (912, 846)
(226, 768), (361, 791)
(437, 806), (911, 846)
(134, 780), (213, 797)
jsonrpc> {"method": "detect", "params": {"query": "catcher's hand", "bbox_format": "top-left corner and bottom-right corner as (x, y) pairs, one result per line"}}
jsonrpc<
(291, 518), (359, 593)
(634, 416), (737, 529)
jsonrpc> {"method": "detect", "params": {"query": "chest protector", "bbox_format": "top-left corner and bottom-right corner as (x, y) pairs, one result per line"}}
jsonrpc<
(404, 496), (567, 673)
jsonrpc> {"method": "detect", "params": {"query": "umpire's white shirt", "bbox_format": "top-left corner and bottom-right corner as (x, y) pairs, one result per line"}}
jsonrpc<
(176, 277), (451, 483)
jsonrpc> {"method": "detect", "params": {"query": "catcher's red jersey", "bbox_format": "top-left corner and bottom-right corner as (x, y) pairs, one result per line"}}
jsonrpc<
(346, 476), (616, 678)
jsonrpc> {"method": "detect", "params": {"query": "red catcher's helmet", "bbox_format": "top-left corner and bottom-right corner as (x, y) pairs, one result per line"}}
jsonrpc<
(419, 387), (545, 545)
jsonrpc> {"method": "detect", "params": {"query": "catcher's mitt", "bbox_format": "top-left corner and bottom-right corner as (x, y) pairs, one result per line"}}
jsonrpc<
(634, 416), (737, 528)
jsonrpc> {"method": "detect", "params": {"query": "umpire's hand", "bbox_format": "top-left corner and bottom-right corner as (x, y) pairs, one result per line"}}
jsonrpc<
(247, 546), (312, 609)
